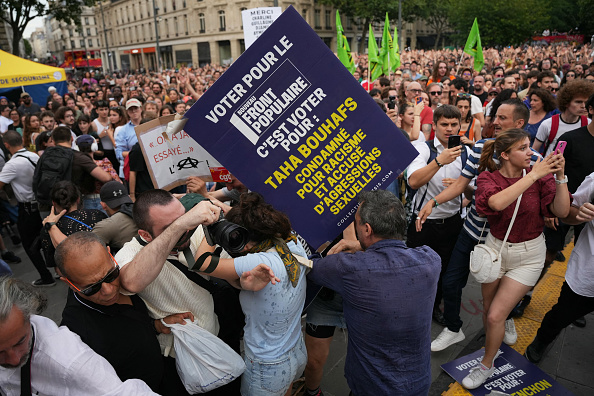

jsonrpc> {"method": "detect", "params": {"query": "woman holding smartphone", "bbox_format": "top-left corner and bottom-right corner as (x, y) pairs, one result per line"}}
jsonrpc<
(462, 129), (570, 389)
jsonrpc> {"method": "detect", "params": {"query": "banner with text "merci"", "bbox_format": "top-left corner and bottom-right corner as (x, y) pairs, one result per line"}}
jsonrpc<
(183, 6), (417, 249)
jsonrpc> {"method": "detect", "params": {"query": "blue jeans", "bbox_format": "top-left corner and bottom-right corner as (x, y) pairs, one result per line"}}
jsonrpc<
(442, 228), (479, 332)
(241, 335), (307, 396)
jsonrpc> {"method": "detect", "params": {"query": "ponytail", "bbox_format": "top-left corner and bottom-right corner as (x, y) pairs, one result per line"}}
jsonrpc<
(478, 140), (498, 173)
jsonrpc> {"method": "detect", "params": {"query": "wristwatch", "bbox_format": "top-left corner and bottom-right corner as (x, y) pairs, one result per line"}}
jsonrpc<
(44, 221), (56, 231)
(555, 175), (568, 185)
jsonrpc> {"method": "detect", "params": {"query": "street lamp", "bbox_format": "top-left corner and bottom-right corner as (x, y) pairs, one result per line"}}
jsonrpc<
(152, 0), (161, 71)
(99, 1), (112, 72)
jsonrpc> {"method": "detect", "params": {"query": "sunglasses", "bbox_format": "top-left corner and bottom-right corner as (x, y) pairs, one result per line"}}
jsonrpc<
(489, 92), (498, 96)
(456, 93), (472, 98)
(550, 87), (559, 92)
(430, 91), (442, 95)
(64, 255), (120, 296)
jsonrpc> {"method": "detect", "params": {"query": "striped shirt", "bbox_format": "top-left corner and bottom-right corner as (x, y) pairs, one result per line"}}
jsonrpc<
(461, 138), (541, 242)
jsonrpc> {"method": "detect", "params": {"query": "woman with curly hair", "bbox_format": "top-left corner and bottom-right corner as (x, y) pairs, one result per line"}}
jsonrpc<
(195, 192), (308, 396)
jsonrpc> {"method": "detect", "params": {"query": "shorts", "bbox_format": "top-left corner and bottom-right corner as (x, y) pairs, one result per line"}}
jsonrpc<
(241, 334), (307, 396)
(305, 289), (346, 329)
(485, 233), (546, 287)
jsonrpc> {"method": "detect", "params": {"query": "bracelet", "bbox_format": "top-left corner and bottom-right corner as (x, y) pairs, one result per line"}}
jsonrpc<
(434, 158), (444, 167)
(432, 197), (439, 207)
(555, 175), (568, 185)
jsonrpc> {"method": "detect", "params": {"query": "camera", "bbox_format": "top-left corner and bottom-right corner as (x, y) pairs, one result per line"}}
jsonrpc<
(203, 210), (249, 254)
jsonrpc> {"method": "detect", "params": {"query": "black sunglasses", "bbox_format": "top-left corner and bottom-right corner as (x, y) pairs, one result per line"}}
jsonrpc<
(65, 260), (120, 296)
(550, 87), (559, 92)
(430, 91), (442, 95)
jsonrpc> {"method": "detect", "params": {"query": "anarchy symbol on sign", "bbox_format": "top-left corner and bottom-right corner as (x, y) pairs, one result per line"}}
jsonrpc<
(177, 157), (201, 170)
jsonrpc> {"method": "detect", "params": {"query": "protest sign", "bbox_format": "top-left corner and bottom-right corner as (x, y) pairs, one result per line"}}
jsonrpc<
(242, 7), (282, 49)
(441, 344), (573, 396)
(135, 115), (229, 190)
(183, 6), (417, 249)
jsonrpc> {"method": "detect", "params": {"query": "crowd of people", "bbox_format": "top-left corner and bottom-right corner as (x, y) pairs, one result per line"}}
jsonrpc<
(0, 40), (594, 395)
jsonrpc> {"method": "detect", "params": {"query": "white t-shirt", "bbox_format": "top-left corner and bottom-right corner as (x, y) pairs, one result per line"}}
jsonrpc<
(0, 149), (38, 202)
(536, 115), (591, 156)
(470, 94), (484, 116)
(0, 115), (13, 133)
(565, 172), (594, 297)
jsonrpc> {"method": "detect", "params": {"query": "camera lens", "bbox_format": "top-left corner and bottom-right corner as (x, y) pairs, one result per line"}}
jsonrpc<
(207, 220), (249, 253)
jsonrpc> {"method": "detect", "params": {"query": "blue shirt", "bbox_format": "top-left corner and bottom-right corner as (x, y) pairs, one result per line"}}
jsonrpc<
(233, 240), (307, 360)
(115, 121), (139, 178)
(308, 239), (440, 396)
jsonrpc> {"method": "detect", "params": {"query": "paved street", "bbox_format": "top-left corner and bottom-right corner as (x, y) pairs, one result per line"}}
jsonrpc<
(6, 238), (593, 396)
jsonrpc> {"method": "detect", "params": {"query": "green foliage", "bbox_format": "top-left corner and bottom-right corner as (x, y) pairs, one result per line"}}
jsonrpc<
(23, 39), (32, 56)
(448, 0), (550, 46)
(0, 0), (96, 55)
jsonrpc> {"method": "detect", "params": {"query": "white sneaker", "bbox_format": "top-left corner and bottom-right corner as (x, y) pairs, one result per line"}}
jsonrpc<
(462, 363), (495, 389)
(504, 318), (517, 345)
(431, 328), (465, 352)
(462, 350), (502, 389)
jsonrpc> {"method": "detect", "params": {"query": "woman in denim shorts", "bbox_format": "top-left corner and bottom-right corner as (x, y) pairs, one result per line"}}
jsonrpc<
(462, 129), (570, 389)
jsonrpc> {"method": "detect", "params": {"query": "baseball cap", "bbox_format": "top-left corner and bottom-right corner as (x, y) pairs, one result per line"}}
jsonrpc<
(100, 181), (133, 209)
(125, 98), (142, 109)
(20, 92), (30, 98)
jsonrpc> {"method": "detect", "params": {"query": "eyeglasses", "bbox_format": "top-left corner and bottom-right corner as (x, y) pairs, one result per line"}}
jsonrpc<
(550, 87), (559, 92)
(489, 92), (498, 96)
(456, 93), (472, 98)
(64, 255), (120, 296)
(408, 89), (422, 94)
(430, 91), (442, 95)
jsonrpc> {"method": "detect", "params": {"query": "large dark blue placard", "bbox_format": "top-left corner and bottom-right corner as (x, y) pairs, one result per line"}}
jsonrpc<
(184, 6), (417, 249)
(441, 344), (573, 396)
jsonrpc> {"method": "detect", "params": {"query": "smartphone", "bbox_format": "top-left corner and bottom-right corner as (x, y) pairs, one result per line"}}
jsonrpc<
(388, 95), (396, 110)
(555, 140), (567, 155)
(448, 135), (461, 149)
(415, 96), (423, 105)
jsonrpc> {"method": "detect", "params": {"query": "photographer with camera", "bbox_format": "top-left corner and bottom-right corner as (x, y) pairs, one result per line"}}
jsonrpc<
(191, 192), (310, 396)
(116, 189), (278, 395)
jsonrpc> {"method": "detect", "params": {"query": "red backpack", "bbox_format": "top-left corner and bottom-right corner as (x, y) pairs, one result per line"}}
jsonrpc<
(546, 114), (588, 152)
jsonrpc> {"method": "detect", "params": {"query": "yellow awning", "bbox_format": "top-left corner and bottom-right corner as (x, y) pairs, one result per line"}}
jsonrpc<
(0, 50), (66, 89)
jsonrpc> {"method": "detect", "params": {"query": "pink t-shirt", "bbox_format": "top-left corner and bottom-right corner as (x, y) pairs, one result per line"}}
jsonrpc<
(475, 169), (556, 243)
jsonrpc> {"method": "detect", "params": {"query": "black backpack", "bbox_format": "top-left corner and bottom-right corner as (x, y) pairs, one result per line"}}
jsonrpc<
(33, 146), (74, 206)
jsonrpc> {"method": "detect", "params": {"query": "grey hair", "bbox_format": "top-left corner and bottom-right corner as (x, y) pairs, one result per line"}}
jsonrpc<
(357, 190), (406, 239)
(55, 231), (106, 279)
(0, 277), (47, 322)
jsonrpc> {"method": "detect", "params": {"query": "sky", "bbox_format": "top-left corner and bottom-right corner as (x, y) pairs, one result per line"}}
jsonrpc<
(24, 16), (45, 39)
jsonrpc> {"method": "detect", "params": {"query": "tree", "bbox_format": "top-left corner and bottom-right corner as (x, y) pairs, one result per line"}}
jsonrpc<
(0, 0), (96, 56)
(447, 0), (550, 46)
(318, 0), (401, 53)
(24, 39), (32, 57)
(405, 0), (453, 49)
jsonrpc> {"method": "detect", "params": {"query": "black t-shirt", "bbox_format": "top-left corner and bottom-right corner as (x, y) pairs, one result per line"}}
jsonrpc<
(61, 291), (164, 392)
(473, 91), (488, 105)
(561, 125), (594, 193)
(129, 142), (154, 194)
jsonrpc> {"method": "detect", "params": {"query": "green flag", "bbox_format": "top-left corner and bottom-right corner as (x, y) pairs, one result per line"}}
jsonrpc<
(368, 24), (383, 81)
(380, 14), (390, 75)
(463, 18), (484, 72)
(392, 25), (401, 71)
(336, 11), (355, 74)
(380, 13), (400, 73)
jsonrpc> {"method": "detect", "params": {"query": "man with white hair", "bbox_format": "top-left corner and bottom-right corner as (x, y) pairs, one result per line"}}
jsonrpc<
(0, 276), (159, 395)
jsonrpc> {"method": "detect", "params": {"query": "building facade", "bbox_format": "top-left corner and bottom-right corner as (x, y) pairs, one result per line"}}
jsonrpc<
(47, 7), (103, 69)
(43, 1), (450, 72)
(29, 28), (50, 59)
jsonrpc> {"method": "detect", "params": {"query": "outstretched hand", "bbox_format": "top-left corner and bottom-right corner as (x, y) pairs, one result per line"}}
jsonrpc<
(43, 206), (67, 226)
(240, 264), (280, 291)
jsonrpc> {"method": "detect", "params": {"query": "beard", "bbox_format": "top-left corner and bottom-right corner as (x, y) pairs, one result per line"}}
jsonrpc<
(0, 336), (33, 369)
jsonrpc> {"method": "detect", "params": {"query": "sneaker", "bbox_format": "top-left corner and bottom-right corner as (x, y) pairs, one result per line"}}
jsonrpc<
(431, 327), (466, 352)
(572, 316), (587, 328)
(31, 278), (56, 287)
(504, 318), (517, 345)
(1, 250), (21, 264)
(555, 251), (566, 262)
(461, 363), (495, 389)
(525, 336), (549, 363)
(511, 295), (531, 318)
